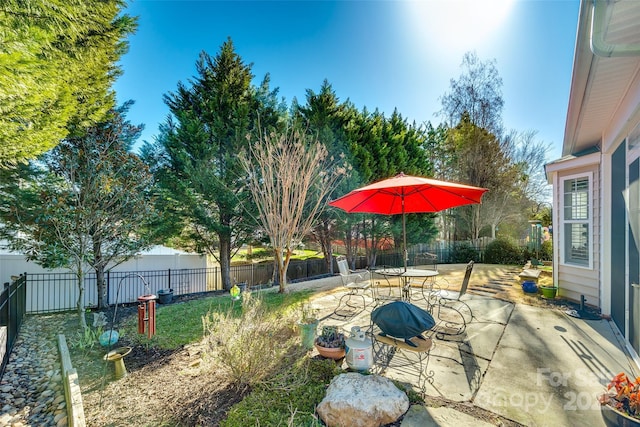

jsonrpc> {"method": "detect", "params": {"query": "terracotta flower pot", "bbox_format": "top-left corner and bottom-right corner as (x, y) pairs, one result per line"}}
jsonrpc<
(314, 343), (346, 360)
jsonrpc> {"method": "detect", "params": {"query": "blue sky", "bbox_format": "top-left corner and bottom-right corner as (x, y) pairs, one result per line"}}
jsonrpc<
(114, 0), (580, 161)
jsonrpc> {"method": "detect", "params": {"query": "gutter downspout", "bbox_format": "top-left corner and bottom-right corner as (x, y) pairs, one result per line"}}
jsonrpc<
(591, 0), (640, 57)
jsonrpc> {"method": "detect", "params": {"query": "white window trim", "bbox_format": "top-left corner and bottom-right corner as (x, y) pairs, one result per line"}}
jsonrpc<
(560, 171), (593, 270)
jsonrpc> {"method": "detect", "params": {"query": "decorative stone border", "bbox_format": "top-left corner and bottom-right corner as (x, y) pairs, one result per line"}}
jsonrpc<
(57, 335), (86, 427)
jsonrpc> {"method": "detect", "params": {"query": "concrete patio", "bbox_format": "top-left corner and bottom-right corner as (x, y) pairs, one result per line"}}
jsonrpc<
(288, 264), (639, 426)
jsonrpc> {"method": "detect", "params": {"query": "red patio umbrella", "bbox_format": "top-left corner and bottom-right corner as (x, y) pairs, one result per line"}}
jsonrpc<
(329, 173), (488, 270)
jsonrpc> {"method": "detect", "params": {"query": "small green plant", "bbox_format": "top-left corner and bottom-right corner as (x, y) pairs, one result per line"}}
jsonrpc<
(71, 326), (101, 350)
(315, 325), (345, 349)
(392, 380), (425, 405)
(298, 302), (319, 325)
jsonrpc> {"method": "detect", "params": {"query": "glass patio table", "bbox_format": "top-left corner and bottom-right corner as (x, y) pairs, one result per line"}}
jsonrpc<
(373, 267), (438, 307)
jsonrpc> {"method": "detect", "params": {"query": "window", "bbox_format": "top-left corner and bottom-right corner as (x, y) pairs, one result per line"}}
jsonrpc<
(561, 175), (591, 267)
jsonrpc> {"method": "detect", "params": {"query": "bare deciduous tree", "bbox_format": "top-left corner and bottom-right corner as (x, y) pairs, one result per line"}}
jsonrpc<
(439, 51), (504, 137)
(240, 127), (346, 293)
(502, 129), (552, 203)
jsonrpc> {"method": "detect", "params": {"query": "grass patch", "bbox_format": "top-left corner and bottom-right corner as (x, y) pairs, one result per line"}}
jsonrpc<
(234, 247), (323, 263)
(221, 357), (343, 427)
(220, 360), (424, 426)
(119, 290), (314, 349)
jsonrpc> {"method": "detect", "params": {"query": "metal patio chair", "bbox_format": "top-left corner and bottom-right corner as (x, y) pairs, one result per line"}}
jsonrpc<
(371, 266), (405, 305)
(431, 260), (474, 337)
(413, 252), (438, 270)
(369, 301), (436, 393)
(333, 257), (372, 317)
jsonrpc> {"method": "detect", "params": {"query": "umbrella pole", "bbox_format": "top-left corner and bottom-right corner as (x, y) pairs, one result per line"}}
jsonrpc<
(402, 200), (407, 272)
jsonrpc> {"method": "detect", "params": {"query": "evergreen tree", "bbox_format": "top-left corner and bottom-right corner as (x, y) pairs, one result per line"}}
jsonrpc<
(148, 39), (283, 290)
(338, 108), (436, 266)
(0, 104), (155, 327)
(0, 0), (137, 165)
(294, 80), (357, 271)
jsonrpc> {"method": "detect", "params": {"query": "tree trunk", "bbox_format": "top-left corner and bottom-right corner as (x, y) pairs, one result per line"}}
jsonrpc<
(277, 253), (286, 293)
(344, 225), (354, 265)
(315, 220), (333, 274)
(276, 247), (292, 293)
(219, 234), (232, 290)
(363, 217), (372, 267)
(365, 217), (378, 268)
(324, 240), (333, 274)
(272, 258), (280, 286)
(75, 267), (87, 330)
(92, 238), (108, 309)
(472, 205), (482, 240)
(96, 263), (107, 309)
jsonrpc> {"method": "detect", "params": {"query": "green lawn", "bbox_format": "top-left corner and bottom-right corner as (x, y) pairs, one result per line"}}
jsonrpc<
(121, 289), (314, 349)
(233, 247), (324, 263)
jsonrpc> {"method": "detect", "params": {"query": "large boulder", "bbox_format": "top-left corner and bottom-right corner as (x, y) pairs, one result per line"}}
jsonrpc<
(316, 373), (409, 427)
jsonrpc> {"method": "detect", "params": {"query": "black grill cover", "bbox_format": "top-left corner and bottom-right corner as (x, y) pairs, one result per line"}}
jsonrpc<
(371, 301), (435, 346)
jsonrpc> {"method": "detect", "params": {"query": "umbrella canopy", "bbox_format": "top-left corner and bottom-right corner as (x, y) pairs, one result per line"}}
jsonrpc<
(329, 173), (488, 269)
(329, 173), (487, 214)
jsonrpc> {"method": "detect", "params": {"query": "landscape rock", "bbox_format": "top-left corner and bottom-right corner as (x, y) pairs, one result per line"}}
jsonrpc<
(317, 373), (409, 427)
(0, 314), (68, 426)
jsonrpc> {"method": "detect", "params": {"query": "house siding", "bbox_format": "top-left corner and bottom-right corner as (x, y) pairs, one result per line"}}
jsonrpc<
(555, 164), (601, 308)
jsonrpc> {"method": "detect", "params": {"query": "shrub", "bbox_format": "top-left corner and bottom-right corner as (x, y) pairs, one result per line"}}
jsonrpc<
(202, 293), (305, 390)
(539, 240), (553, 261)
(484, 238), (523, 265)
(449, 242), (480, 263)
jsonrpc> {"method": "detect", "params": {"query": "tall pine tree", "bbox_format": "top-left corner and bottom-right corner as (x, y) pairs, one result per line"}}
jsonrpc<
(148, 38), (283, 289)
(0, 0), (136, 165)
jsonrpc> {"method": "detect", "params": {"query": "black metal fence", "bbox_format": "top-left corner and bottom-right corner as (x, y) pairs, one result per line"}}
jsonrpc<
(13, 244), (492, 315)
(22, 258), (331, 314)
(25, 268), (222, 314)
(349, 242), (488, 270)
(1, 275), (27, 377)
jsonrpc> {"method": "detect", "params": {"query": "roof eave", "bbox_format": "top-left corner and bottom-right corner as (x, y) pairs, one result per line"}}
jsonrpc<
(563, 0), (597, 157)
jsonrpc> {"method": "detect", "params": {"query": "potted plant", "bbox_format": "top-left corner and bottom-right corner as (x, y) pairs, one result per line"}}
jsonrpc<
(539, 284), (558, 299)
(314, 325), (346, 360)
(521, 280), (538, 294)
(297, 303), (319, 350)
(599, 372), (640, 426)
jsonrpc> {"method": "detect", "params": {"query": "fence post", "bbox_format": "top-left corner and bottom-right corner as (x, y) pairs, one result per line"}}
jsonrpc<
(18, 274), (26, 325)
(1, 282), (7, 325)
(6, 276), (11, 352)
(168, 268), (171, 290)
(1, 281), (8, 378)
(106, 270), (111, 306)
